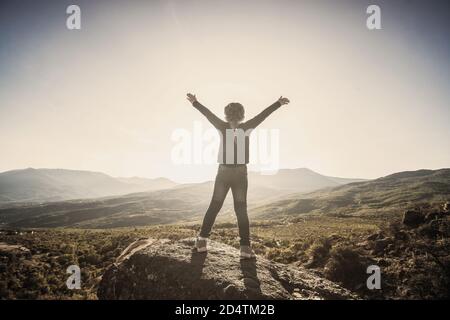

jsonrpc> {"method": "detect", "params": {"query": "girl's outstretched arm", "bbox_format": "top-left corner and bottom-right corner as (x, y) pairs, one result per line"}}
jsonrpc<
(187, 93), (226, 129)
(243, 96), (290, 130)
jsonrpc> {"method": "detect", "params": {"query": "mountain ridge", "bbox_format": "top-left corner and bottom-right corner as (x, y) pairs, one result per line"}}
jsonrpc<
(0, 166), (367, 228)
(252, 168), (450, 219)
(0, 168), (177, 204)
(0, 167), (365, 205)
(0, 168), (448, 229)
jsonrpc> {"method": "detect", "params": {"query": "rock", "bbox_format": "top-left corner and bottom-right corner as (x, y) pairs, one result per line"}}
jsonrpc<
(98, 238), (356, 300)
(366, 230), (385, 242)
(356, 240), (370, 249)
(418, 219), (442, 238)
(373, 238), (393, 254)
(424, 211), (440, 222)
(402, 210), (425, 227)
(393, 230), (409, 241)
(366, 233), (379, 241)
(376, 258), (389, 267)
(0, 242), (31, 258)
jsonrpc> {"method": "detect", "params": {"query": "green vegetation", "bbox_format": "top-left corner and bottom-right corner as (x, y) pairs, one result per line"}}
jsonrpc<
(0, 226), (196, 299)
(1, 205), (448, 299)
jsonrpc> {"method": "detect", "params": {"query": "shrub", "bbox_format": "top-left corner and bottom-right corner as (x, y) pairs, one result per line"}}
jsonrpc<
(324, 246), (368, 290)
(304, 238), (332, 268)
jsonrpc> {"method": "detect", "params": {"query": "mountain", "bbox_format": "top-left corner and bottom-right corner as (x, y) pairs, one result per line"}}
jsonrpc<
(0, 167), (356, 205)
(0, 168), (363, 228)
(116, 177), (177, 190)
(0, 168), (177, 204)
(249, 168), (364, 192)
(253, 168), (450, 220)
(0, 167), (448, 229)
(0, 181), (280, 229)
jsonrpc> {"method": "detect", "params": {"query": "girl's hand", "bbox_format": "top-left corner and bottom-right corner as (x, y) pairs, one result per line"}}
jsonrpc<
(187, 93), (197, 104)
(278, 96), (290, 105)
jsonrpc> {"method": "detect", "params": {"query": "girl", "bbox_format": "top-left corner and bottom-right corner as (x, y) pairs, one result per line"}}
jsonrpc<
(187, 93), (290, 259)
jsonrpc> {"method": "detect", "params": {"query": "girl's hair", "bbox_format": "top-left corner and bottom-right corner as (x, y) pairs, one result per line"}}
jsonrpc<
(224, 102), (245, 122)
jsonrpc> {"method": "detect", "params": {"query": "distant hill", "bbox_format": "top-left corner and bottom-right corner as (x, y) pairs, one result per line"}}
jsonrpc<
(0, 167), (364, 228)
(253, 168), (450, 220)
(249, 168), (364, 192)
(0, 167), (362, 205)
(117, 177), (177, 191)
(0, 181), (280, 229)
(0, 168), (177, 204)
(7, 167), (446, 229)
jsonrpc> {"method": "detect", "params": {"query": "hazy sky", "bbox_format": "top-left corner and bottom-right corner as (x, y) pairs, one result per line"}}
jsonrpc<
(0, 0), (449, 183)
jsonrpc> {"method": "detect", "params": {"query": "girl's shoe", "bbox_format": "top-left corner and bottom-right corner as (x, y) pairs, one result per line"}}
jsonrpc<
(192, 237), (207, 253)
(240, 245), (256, 259)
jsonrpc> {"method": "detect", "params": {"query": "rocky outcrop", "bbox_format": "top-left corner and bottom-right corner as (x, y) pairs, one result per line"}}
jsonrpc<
(0, 242), (31, 258)
(98, 238), (356, 300)
(356, 204), (450, 299)
(402, 210), (425, 227)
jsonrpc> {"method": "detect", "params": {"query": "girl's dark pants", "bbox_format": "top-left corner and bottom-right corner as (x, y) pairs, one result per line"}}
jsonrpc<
(199, 164), (250, 246)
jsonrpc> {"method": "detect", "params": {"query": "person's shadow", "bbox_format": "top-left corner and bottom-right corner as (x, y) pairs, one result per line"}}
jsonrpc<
(240, 258), (262, 298)
(190, 251), (207, 280)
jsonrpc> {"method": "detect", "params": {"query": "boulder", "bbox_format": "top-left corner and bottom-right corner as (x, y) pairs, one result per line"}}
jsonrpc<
(402, 210), (425, 227)
(98, 238), (356, 300)
(393, 229), (409, 241)
(0, 242), (31, 258)
(367, 230), (387, 242)
(372, 237), (394, 254)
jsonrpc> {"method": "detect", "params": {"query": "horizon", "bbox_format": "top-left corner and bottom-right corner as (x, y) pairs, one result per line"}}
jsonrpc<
(2, 165), (449, 184)
(1, 0), (449, 183)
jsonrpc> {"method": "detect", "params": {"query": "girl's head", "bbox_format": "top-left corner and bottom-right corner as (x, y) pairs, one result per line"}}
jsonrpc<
(224, 102), (245, 123)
